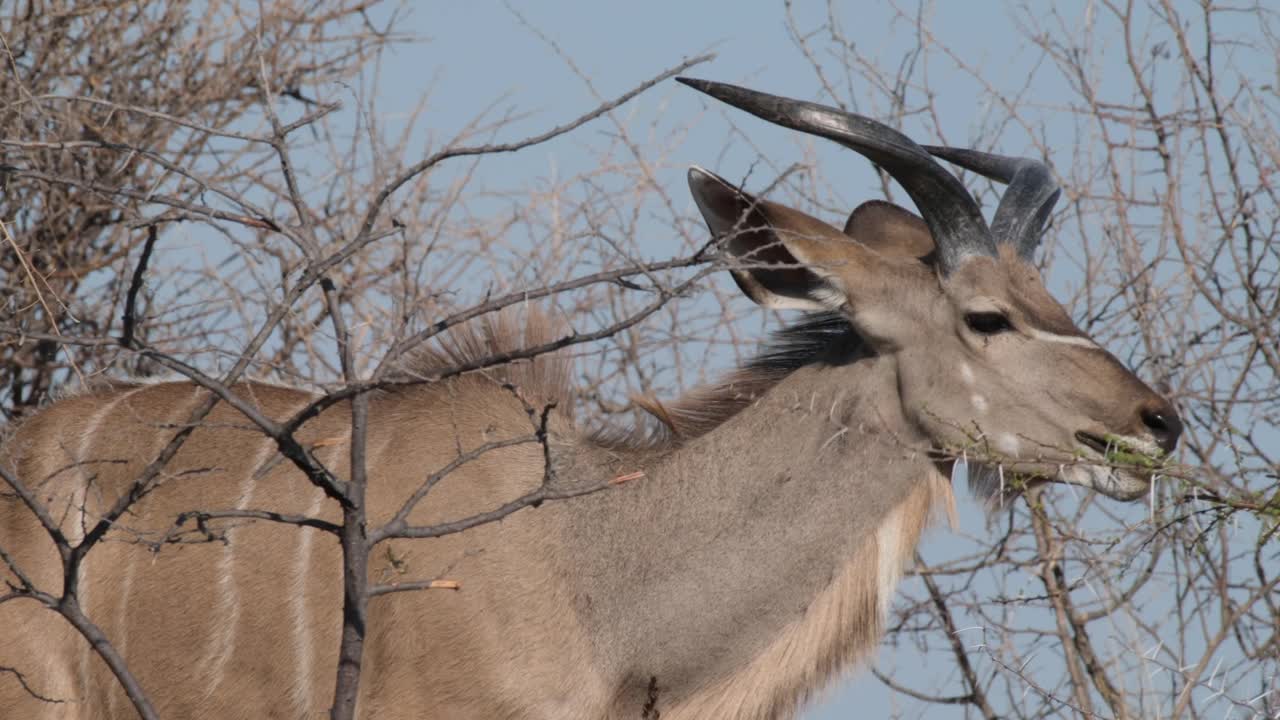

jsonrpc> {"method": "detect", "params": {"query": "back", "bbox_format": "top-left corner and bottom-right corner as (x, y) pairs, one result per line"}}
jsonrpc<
(0, 376), (590, 719)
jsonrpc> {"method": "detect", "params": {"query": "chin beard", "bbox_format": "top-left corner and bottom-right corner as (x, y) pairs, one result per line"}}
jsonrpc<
(964, 462), (1037, 509)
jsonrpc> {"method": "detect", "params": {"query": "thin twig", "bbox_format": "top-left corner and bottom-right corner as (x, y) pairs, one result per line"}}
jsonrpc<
(120, 226), (158, 347)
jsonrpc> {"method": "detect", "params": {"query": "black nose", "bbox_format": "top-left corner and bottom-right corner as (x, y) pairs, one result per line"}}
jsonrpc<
(1139, 402), (1183, 455)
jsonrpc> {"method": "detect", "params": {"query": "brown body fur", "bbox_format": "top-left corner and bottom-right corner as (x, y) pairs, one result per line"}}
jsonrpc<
(0, 316), (951, 719)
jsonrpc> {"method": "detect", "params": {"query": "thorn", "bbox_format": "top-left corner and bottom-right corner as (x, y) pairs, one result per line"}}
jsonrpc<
(609, 470), (646, 485)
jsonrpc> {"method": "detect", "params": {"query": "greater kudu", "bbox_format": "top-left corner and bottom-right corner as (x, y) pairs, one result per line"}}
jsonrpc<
(1, 79), (1181, 719)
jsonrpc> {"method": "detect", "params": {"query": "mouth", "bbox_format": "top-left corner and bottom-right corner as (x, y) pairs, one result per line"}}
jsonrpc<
(955, 431), (1169, 504)
(1072, 431), (1167, 501)
(1074, 431), (1166, 469)
(1075, 431), (1111, 455)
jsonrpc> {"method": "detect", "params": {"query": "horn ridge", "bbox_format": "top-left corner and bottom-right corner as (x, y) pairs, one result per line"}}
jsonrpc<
(924, 145), (1061, 258)
(678, 77), (995, 275)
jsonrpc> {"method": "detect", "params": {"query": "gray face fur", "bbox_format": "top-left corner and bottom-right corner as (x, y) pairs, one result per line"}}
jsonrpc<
(689, 166), (1181, 501)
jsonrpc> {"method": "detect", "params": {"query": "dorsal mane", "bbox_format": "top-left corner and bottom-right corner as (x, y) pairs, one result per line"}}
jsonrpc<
(392, 309), (864, 452)
(625, 312), (865, 445)
(391, 310), (573, 409)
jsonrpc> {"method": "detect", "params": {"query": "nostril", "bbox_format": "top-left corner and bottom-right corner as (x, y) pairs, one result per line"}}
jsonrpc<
(1141, 408), (1169, 433)
(1140, 403), (1183, 454)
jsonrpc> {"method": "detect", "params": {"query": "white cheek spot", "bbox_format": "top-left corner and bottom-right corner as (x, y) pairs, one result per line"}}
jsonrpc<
(959, 363), (975, 386)
(971, 394), (988, 413)
(996, 433), (1021, 456)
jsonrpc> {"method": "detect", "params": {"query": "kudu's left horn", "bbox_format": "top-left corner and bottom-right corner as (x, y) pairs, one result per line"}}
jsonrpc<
(924, 146), (1061, 259)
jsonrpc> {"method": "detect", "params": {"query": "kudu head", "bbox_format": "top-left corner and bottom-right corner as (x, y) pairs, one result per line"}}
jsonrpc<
(680, 78), (1181, 501)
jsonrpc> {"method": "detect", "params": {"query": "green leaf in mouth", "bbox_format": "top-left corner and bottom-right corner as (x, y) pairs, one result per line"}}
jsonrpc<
(1101, 433), (1166, 469)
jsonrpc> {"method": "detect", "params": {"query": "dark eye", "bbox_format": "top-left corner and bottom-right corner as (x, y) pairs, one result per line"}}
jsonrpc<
(965, 311), (1014, 335)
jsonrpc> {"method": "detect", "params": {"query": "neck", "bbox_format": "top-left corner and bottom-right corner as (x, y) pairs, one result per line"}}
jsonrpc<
(563, 356), (954, 719)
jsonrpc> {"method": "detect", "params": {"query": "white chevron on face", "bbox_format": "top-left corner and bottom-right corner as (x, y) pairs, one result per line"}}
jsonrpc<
(1024, 326), (1101, 350)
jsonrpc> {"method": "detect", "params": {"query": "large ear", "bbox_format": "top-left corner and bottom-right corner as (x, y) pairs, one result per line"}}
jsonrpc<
(688, 166), (857, 311)
(843, 200), (936, 263)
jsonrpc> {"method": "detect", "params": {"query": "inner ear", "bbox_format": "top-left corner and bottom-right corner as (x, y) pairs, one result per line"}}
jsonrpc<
(844, 200), (937, 264)
(688, 167), (843, 311)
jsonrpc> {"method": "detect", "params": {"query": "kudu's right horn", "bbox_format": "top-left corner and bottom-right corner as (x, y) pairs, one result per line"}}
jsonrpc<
(677, 77), (995, 276)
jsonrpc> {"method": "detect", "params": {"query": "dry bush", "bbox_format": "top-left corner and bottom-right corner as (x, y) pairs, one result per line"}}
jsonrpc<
(0, 0), (408, 416)
(1, 1), (1275, 718)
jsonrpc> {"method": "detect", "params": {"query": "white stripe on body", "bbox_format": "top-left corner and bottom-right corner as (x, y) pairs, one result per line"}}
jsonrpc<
(289, 437), (343, 715)
(72, 387), (141, 703)
(197, 439), (275, 698)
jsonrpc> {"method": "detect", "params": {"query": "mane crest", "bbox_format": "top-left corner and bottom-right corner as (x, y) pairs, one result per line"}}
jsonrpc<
(394, 309), (864, 452)
(613, 312), (865, 447)
(393, 309), (573, 409)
